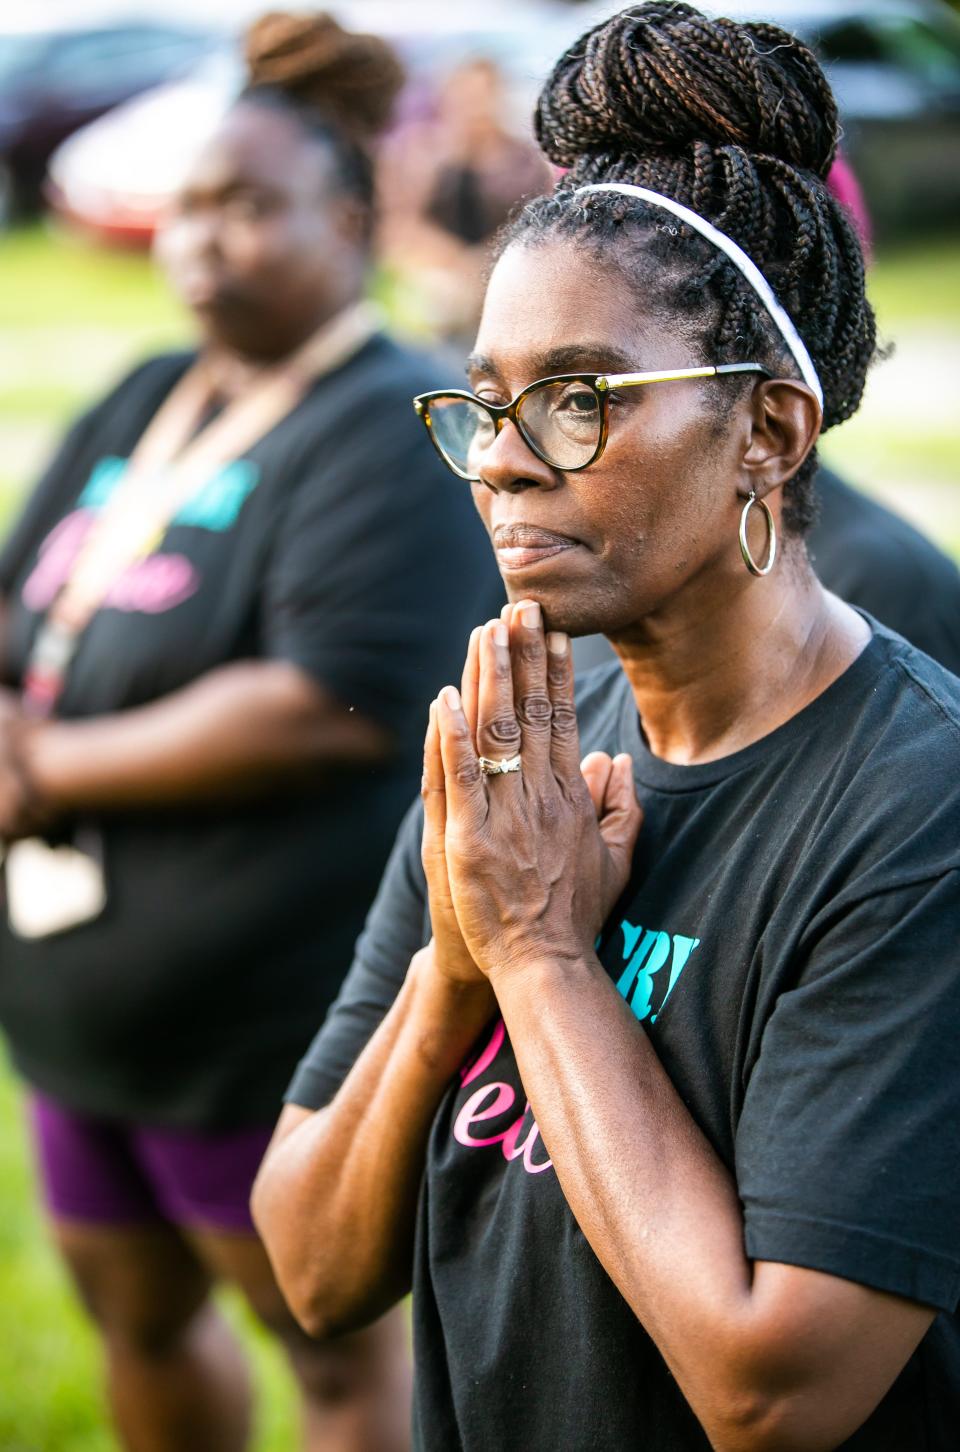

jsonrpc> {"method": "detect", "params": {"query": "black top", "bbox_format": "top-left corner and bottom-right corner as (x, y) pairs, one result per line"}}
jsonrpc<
(0, 334), (503, 1129)
(288, 621), (960, 1451)
(809, 468), (960, 674)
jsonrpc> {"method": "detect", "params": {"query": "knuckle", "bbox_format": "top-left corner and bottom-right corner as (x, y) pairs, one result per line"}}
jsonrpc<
(454, 760), (481, 787)
(538, 792), (562, 829)
(494, 653), (513, 684)
(518, 637), (543, 666)
(551, 702), (579, 737)
(547, 654), (571, 689)
(486, 715), (521, 748)
(517, 692), (552, 729)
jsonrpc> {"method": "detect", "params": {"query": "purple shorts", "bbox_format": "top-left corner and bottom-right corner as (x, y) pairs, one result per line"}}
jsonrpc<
(30, 1091), (274, 1233)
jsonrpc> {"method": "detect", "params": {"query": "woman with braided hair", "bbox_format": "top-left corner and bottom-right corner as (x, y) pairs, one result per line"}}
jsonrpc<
(255, 5), (960, 1448)
(0, 10), (505, 1450)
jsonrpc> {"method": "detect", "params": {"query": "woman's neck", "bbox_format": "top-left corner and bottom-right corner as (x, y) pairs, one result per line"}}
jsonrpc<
(609, 550), (870, 765)
(199, 294), (363, 401)
(200, 346), (272, 402)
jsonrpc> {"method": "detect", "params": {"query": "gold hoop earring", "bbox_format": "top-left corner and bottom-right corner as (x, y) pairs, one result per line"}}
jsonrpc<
(739, 491), (777, 577)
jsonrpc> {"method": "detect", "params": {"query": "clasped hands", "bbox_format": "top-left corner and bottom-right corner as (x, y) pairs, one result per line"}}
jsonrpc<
(421, 599), (643, 990)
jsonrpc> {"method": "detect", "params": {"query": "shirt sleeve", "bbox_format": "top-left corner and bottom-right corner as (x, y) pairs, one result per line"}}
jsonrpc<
(810, 471), (960, 674)
(0, 355), (193, 597)
(259, 387), (501, 737)
(284, 795), (429, 1110)
(839, 545), (960, 677)
(737, 870), (960, 1313)
(0, 404), (105, 595)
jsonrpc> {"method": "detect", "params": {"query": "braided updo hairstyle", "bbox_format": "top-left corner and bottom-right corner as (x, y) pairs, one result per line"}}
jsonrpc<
(238, 11), (404, 219)
(501, 2), (877, 533)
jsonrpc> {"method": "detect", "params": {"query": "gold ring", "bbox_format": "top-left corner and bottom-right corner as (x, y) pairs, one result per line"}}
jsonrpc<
(478, 754), (522, 777)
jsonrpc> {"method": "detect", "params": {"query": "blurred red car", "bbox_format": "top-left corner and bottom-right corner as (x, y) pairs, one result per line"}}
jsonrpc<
(0, 8), (219, 225)
(44, 0), (592, 248)
(45, 50), (240, 249)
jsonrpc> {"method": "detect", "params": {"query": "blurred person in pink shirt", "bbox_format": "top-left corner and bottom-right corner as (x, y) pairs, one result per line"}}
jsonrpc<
(378, 56), (552, 346)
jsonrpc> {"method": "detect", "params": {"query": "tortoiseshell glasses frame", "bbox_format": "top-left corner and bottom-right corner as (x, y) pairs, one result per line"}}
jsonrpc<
(413, 363), (771, 481)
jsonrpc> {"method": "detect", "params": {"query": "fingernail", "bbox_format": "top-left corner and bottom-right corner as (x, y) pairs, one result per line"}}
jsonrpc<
(547, 631), (568, 655)
(521, 602), (541, 629)
(494, 620), (508, 646)
(441, 685), (462, 712)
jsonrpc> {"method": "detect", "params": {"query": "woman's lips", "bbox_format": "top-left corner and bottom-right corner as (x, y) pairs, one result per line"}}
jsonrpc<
(493, 524), (582, 571)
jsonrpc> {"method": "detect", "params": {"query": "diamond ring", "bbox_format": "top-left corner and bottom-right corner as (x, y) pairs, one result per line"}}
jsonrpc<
(478, 754), (522, 777)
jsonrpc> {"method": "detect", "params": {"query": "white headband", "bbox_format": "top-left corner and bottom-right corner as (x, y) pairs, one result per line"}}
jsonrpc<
(575, 183), (823, 410)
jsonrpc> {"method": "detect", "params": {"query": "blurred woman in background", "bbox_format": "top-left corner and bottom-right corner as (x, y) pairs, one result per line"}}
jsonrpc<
(0, 12), (498, 1451)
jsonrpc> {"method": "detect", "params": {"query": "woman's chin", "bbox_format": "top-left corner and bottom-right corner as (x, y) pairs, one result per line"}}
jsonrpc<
(510, 593), (610, 640)
(499, 560), (630, 638)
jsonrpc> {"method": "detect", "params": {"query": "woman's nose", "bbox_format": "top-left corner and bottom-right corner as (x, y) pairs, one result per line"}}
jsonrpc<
(478, 419), (560, 495)
(159, 208), (223, 269)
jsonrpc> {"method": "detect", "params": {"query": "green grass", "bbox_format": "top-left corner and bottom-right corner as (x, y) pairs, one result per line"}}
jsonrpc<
(863, 235), (960, 331)
(0, 219), (957, 1447)
(0, 226), (187, 333)
(823, 427), (960, 484)
(0, 1059), (299, 1452)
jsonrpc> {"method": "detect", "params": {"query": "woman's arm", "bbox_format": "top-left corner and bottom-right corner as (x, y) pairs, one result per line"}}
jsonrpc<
(434, 602), (936, 1452)
(4, 659), (390, 826)
(253, 944), (493, 1337)
(254, 645), (497, 1333)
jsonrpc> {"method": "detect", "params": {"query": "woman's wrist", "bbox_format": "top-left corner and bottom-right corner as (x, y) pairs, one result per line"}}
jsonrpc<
(484, 944), (601, 996)
(0, 717), (60, 837)
(415, 939), (494, 999)
(15, 718), (74, 813)
(409, 941), (496, 1059)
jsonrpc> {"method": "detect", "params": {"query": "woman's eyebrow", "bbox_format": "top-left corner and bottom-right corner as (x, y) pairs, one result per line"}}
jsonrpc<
(535, 344), (637, 374)
(465, 352), (499, 381)
(465, 344), (639, 383)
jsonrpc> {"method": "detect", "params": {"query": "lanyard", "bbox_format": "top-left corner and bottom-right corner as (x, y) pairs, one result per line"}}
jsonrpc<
(23, 303), (380, 716)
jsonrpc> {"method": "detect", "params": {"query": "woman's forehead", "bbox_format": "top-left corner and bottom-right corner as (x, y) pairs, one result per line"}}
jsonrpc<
(474, 241), (668, 379)
(178, 104), (327, 200)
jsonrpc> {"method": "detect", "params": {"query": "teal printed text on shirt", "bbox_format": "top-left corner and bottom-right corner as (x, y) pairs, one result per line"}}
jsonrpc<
(613, 917), (700, 1023)
(80, 456), (261, 532)
(449, 922), (700, 1180)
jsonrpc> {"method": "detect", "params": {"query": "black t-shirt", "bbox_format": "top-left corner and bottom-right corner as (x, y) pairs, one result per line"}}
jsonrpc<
(809, 468), (960, 674)
(288, 621), (960, 1451)
(0, 334), (504, 1129)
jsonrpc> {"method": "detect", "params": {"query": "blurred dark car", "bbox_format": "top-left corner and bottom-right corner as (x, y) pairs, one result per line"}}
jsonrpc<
(674, 0), (960, 236)
(0, 13), (219, 224)
(807, 0), (960, 234)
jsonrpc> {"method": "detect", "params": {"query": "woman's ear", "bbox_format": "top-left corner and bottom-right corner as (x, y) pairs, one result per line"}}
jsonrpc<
(741, 379), (822, 500)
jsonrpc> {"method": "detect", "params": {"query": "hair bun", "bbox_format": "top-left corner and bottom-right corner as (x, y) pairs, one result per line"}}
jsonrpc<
(245, 10), (404, 140)
(535, 1), (837, 179)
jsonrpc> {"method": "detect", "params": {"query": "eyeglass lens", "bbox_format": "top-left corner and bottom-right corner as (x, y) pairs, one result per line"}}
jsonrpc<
(428, 380), (602, 475)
